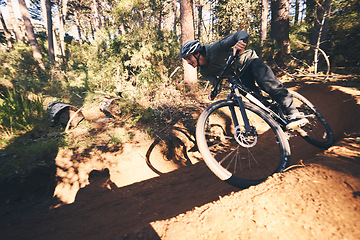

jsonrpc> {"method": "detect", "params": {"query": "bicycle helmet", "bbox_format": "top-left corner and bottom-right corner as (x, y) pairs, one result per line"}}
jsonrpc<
(179, 40), (202, 58)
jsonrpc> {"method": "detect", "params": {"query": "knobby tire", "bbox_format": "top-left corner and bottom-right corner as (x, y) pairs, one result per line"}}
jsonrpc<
(290, 90), (334, 149)
(196, 100), (291, 188)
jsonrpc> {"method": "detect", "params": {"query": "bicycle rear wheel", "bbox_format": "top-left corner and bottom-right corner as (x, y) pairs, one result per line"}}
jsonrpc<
(289, 90), (334, 149)
(196, 100), (291, 188)
(146, 136), (192, 175)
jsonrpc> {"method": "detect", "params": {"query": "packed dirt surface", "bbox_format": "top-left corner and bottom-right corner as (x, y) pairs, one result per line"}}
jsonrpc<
(1, 82), (360, 240)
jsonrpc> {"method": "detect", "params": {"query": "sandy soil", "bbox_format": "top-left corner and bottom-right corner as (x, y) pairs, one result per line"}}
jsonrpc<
(0, 82), (360, 240)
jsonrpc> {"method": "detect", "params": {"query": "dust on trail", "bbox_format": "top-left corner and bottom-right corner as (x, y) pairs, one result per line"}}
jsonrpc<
(1, 83), (360, 240)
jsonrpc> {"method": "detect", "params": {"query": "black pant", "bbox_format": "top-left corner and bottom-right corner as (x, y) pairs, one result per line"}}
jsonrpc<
(239, 58), (297, 115)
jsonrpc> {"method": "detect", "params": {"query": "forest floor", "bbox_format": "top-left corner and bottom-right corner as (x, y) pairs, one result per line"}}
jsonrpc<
(0, 81), (360, 240)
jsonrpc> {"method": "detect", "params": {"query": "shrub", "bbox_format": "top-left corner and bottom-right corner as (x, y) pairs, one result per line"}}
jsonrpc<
(0, 42), (45, 93)
(0, 89), (46, 137)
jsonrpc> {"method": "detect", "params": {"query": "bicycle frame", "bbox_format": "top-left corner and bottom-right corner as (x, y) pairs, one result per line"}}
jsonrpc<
(216, 73), (289, 136)
(209, 53), (296, 136)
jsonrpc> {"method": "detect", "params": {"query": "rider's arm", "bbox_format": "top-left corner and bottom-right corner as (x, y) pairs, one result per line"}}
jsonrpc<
(218, 30), (249, 50)
(200, 31), (250, 100)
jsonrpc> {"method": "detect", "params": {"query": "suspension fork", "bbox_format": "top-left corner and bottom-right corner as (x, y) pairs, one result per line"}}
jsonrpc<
(228, 88), (252, 133)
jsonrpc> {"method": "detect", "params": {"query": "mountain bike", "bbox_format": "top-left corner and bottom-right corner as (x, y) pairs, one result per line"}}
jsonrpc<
(195, 53), (334, 188)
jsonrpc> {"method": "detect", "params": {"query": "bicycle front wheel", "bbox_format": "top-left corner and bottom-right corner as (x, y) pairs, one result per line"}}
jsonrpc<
(289, 90), (334, 149)
(196, 100), (291, 188)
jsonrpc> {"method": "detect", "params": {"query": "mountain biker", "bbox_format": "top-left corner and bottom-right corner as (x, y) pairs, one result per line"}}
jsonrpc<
(179, 30), (309, 130)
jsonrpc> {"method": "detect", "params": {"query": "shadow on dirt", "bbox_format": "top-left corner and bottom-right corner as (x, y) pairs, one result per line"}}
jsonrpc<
(0, 128), (60, 204)
(0, 162), (239, 240)
(1, 82), (360, 240)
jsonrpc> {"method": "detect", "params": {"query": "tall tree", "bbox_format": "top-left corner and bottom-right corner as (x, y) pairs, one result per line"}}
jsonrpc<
(7, 0), (22, 42)
(18, 0), (46, 71)
(271, 0), (290, 54)
(149, 0), (166, 32)
(196, 0), (203, 39)
(312, 0), (332, 73)
(74, 10), (84, 43)
(294, 0), (300, 23)
(41, 0), (55, 64)
(92, 0), (101, 31)
(0, 6), (13, 49)
(180, 0), (197, 85)
(172, 0), (178, 33)
(260, 0), (268, 47)
(45, 0), (55, 64)
(311, 0), (332, 45)
(55, 0), (67, 58)
(40, 0), (47, 27)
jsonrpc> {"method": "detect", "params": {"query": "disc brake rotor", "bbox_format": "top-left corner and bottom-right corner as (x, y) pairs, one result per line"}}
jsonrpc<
(234, 125), (258, 148)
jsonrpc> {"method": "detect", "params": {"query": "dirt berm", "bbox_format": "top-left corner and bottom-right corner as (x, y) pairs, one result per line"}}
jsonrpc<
(0, 83), (360, 240)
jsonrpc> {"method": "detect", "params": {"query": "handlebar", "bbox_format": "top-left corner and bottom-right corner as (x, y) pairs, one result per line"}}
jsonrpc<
(210, 50), (240, 100)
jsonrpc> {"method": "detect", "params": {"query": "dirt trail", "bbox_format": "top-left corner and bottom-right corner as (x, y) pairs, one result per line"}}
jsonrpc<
(0, 83), (360, 240)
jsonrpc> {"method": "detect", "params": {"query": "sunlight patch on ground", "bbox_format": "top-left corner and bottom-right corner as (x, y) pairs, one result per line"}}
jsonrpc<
(331, 86), (360, 104)
(52, 142), (177, 204)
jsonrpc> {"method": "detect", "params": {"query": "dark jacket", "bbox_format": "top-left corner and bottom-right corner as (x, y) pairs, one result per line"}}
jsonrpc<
(199, 31), (258, 86)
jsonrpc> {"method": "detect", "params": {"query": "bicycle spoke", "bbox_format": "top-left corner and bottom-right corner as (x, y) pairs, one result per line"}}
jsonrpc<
(196, 99), (290, 185)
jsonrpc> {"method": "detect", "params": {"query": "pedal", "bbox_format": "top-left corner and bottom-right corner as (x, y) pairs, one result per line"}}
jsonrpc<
(286, 118), (309, 130)
(295, 127), (308, 137)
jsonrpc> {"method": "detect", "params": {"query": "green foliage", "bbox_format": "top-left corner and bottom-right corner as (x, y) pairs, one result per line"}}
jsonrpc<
(0, 89), (46, 136)
(0, 42), (44, 92)
(0, 132), (60, 182)
(114, 0), (171, 31)
(116, 99), (156, 126)
(61, 24), (180, 101)
(326, 0), (360, 72)
(214, 0), (261, 37)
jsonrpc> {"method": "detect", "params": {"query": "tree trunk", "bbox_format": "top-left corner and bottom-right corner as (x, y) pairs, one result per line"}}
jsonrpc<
(271, 0), (290, 55)
(46, 0), (55, 65)
(7, 0), (22, 42)
(18, 0), (46, 71)
(55, 0), (67, 58)
(260, 0), (268, 47)
(310, 0), (332, 46)
(92, 0), (102, 31)
(74, 10), (84, 44)
(19, 18), (28, 42)
(40, 0), (47, 29)
(41, 0), (58, 60)
(158, 9), (163, 32)
(180, 0), (197, 85)
(197, 0), (203, 39)
(295, 0), (300, 24)
(173, 0), (178, 33)
(312, 0), (332, 73)
(52, 28), (61, 61)
(0, 7), (13, 49)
